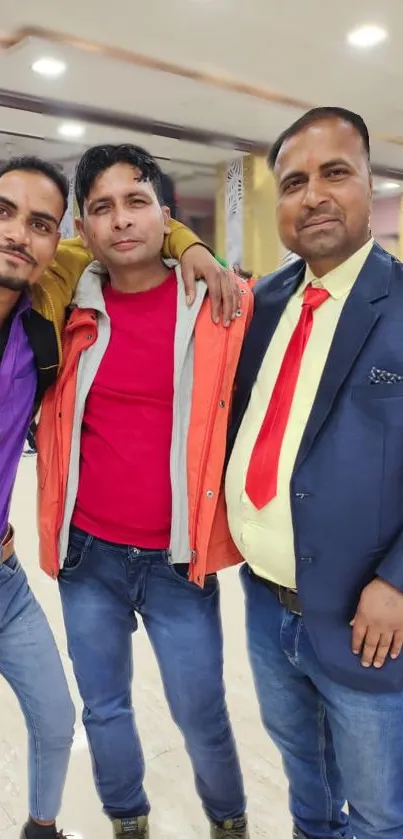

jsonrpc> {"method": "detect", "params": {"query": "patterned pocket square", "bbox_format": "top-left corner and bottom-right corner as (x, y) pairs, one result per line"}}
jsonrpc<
(369, 366), (403, 384)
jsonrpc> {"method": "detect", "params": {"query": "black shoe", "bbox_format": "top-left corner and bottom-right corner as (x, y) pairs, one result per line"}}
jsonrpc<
(20, 827), (70, 839)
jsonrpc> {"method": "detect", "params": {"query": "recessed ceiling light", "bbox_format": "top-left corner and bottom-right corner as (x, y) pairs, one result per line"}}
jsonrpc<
(57, 121), (86, 140)
(32, 57), (66, 78)
(382, 181), (400, 190)
(347, 24), (387, 48)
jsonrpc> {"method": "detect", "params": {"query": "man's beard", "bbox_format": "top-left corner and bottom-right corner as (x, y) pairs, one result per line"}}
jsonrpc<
(0, 275), (30, 292)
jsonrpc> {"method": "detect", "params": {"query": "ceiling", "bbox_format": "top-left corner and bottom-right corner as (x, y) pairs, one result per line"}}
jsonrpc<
(0, 0), (402, 200)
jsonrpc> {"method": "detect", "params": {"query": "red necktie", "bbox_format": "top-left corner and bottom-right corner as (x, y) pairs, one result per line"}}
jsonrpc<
(245, 283), (330, 510)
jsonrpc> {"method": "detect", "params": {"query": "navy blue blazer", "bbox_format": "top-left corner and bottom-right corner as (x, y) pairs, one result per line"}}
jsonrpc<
(229, 243), (403, 692)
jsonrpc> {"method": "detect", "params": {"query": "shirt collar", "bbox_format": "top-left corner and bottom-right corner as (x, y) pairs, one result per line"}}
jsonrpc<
(298, 238), (374, 300)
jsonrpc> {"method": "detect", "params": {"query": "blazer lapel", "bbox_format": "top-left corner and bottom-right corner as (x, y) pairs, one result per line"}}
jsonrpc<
(295, 244), (392, 470)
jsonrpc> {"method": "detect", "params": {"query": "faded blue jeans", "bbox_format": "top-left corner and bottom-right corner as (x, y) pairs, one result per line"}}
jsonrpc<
(241, 563), (403, 839)
(58, 526), (245, 823)
(0, 552), (75, 821)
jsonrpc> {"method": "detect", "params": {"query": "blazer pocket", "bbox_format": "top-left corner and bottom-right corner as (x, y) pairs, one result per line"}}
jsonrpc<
(352, 383), (403, 401)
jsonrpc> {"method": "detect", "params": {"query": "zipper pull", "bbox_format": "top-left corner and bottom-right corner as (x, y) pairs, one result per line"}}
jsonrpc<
(190, 550), (197, 565)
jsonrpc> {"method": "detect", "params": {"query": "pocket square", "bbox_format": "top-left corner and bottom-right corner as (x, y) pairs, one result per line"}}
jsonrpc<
(369, 366), (403, 384)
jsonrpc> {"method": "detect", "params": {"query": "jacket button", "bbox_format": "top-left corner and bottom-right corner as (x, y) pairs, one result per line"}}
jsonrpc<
(235, 309), (243, 317)
(300, 556), (313, 563)
(219, 400), (226, 408)
(206, 490), (214, 498)
(87, 334), (92, 340)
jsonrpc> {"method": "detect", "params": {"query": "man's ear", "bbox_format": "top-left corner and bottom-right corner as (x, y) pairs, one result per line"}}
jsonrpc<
(162, 205), (171, 235)
(75, 216), (89, 247)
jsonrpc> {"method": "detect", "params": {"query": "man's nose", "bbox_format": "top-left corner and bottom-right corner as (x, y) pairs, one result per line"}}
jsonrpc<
(112, 210), (133, 230)
(4, 218), (32, 247)
(301, 179), (328, 209)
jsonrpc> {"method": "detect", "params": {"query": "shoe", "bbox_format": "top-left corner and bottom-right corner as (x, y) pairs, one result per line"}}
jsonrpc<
(210, 815), (249, 838)
(20, 827), (70, 839)
(292, 828), (308, 839)
(22, 446), (37, 457)
(112, 816), (149, 839)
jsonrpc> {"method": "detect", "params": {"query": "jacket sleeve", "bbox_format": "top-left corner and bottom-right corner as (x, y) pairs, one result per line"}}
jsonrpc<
(162, 218), (206, 259)
(376, 534), (403, 592)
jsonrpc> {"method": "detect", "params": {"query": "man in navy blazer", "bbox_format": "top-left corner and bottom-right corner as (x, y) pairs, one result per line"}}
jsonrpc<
(226, 107), (403, 839)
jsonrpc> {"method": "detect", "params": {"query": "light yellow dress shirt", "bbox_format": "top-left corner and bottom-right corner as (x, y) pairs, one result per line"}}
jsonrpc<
(226, 239), (374, 589)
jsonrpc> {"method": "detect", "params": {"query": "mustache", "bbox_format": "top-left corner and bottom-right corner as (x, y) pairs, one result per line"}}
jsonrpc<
(0, 243), (37, 266)
(296, 207), (342, 231)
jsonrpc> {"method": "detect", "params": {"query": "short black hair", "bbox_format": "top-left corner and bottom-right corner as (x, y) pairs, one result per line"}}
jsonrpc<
(75, 144), (164, 214)
(0, 155), (69, 217)
(268, 107), (371, 169)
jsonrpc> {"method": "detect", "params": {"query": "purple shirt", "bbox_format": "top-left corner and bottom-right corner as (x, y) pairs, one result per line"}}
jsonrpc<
(0, 295), (37, 540)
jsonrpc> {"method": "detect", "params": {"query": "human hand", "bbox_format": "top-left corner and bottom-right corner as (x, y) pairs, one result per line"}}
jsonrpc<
(351, 578), (403, 668)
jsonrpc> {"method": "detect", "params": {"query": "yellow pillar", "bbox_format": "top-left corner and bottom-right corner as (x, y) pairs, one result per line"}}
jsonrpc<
(215, 155), (281, 275)
(242, 154), (281, 277)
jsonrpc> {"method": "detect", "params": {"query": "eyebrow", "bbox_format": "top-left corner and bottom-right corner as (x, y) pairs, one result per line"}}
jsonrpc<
(0, 195), (59, 227)
(87, 189), (149, 212)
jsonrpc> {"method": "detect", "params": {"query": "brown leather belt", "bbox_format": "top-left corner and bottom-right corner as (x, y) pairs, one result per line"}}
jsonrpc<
(257, 574), (302, 616)
(0, 525), (14, 563)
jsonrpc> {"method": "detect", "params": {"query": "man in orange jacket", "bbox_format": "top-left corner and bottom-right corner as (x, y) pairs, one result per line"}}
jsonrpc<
(0, 150), (238, 839)
(37, 144), (253, 839)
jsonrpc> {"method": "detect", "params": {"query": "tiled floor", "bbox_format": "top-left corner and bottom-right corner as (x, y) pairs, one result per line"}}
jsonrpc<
(2, 458), (291, 838)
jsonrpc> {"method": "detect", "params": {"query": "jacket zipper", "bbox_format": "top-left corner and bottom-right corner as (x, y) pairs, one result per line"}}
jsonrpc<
(189, 327), (230, 574)
(53, 315), (96, 576)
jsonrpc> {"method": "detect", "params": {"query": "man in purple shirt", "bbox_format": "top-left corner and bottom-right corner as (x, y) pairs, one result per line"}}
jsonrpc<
(0, 158), (75, 839)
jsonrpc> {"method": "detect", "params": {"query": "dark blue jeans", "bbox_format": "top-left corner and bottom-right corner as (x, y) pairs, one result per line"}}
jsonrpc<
(58, 527), (245, 823)
(241, 563), (403, 839)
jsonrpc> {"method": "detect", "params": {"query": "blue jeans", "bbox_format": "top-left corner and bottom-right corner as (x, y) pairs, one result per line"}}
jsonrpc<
(0, 552), (75, 821)
(241, 563), (403, 839)
(58, 527), (245, 823)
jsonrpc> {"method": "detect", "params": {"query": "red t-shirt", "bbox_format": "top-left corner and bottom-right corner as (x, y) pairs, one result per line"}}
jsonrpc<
(72, 271), (177, 547)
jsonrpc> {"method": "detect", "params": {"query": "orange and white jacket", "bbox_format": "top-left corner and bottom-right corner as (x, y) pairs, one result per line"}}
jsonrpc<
(37, 262), (253, 587)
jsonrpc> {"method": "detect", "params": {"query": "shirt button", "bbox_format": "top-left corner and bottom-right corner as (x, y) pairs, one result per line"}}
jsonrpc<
(206, 490), (214, 498)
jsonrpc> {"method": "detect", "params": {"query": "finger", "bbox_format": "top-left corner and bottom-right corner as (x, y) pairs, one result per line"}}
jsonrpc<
(373, 632), (394, 669)
(390, 630), (403, 660)
(351, 616), (367, 655)
(361, 627), (382, 668)
(231, 279), (242, 321)
(220, 272), (235, 327)
(182, 266), (196, 306)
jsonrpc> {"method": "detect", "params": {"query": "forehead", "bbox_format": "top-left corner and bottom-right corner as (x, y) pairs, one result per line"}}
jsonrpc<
(0, 170), (64, 214)
(89, 163), (156, 199)
(275, 118), (366, 175)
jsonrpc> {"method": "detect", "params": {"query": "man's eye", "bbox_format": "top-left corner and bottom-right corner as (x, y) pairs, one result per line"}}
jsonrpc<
(327, 168), (347, 178)
(94, 205), (109, 214)
(0, 206), (9, 217)
(283, 180), (302, 194)
(32, 221), (50, 233)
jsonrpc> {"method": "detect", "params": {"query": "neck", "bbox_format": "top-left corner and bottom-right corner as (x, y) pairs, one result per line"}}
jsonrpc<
(0, 287), (22, 329)
(307, 234), (372, 279)
(108, 258), (169, 293)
